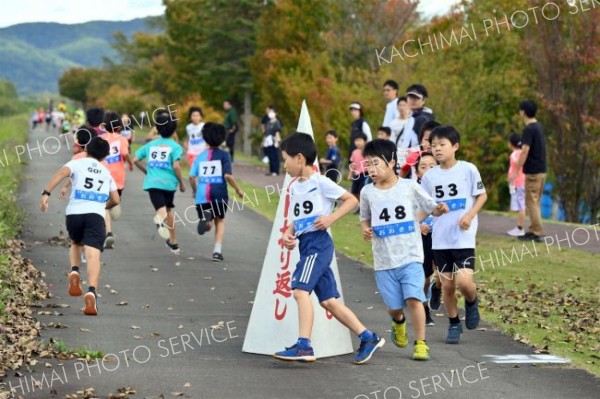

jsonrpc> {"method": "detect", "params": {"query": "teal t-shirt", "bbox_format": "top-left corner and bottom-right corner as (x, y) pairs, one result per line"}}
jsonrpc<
(135, 138), (183, 191)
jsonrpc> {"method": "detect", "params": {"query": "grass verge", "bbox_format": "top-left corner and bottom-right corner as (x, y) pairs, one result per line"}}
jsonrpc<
(232, 178), (600, 376)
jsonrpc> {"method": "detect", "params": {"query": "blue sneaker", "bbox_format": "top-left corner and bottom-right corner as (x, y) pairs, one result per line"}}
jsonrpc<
(428, 280), (442, 311)
(354, 334), (385, 365)
(446, 323), (463, 344)
(465, 297), (480, 330)
(274, 343), (316, 362)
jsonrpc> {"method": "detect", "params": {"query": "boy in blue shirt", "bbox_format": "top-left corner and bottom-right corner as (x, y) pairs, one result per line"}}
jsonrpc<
(189, 123), (244, 262)
(133, 112), (186, 254)
(319, 130), (341, 182)
(274, 133), (384, 365)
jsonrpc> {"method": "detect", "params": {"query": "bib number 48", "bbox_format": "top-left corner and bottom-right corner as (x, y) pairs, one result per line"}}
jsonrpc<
(379, 205), (406, 222)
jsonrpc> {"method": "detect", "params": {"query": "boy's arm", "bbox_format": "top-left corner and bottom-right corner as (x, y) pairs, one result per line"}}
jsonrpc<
(173, 160), (186, 192)
(225, 174), (244, 198)
(105, 190), (121, 210)
(360, 219), (373, 242)
(40, 166), (71, 211)
(124, 153), (134, 171)
(133, 157), (147, 174)
(189, 176), (197, 195)
(59, 179), (72, 199)
(314, 191), (358, 230)
(458, 192), (488, 230)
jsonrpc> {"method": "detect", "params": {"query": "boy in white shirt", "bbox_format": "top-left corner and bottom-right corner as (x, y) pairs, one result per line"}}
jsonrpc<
(273, 133), (384, 365)
(40, 137), (120, 316)
(420, 125), (488, 344)
(360, 139), (448, 361)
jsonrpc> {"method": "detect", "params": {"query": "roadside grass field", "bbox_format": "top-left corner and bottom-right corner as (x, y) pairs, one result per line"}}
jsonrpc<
(231, 178), (600, 377)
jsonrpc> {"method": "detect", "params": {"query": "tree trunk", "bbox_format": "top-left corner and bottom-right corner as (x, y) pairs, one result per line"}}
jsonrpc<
(243, 90), (252, 156)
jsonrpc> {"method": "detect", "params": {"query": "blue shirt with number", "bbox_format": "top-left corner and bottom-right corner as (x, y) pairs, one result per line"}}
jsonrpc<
(190, 148), (232, 204)
(135, 138), (183, 191)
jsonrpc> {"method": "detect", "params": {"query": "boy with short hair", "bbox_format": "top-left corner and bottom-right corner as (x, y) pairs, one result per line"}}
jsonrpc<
(189, 123), (244, 262)
(420, 125), (488, 344)
(348, 132), (368, 202)
(85, 107), (105, 135)
(133, 112), (186, 254)
(318, 130), (341, 182)
(99, 111), (134, 248)
(40, 137), (120, 316)
(274, 133), (384, 364)
(360, 139), (448, 361)
(377, 126), (392, 140)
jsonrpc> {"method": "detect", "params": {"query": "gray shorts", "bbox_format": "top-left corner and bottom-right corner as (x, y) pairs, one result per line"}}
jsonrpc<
(510, 186), (525, 212)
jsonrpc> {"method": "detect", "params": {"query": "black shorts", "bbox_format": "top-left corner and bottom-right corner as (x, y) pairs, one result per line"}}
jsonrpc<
(66, 214), (106, 251)
(196, 198), (229, 220)
(148, 189), (175, 210)
(351, 173), (368, 195)
(422, 233), (434, 278)
(117, 188), (123, 198)
(433, 248), (476, 274)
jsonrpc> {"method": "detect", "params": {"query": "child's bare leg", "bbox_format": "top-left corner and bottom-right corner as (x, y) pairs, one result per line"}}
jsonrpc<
(518, 210), (526, 228)
(456, 268), (477, 302)
(155, 206), (168, 224)
(406, 299), (426, 341)
(388, 308), (404, 321)
(70, 243), (83, 267)
(84, 246), (101, 289)
(294, 289), (314, 339)
(165, 208), (177, 243)
(105, 209), (112, 233)
(214, 218), (225, 245)
(320, 298), (365, 336)
(441, 272), (458, 318)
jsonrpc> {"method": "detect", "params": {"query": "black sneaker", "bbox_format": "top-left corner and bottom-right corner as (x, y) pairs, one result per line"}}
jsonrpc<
(197, 210), (214, 235)
(212, 252), (224, 262)
(165, 239), (180, 254)
(518, 232), (543, 242)
(429, 280), (442, 311)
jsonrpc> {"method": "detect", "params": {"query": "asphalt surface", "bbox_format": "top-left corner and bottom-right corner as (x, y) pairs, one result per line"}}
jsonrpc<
(7, 127), (599, 399)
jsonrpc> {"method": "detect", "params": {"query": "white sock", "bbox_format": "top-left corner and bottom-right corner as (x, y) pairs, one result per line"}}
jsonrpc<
(214, 244), (222, 253)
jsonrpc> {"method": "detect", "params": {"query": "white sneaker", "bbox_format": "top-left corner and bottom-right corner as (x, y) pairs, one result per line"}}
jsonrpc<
(153, 215), (170, 239)
(506, 227), (525, 237)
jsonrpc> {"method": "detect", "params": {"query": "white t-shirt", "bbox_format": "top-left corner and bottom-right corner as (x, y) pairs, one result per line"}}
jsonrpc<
(361, 121), (373, 142)
(65, 158), (117, 217)
(383, 99), (399, 128)
(290, 173), (345, 236)
(420, 161), (486, 249)
(186, 122), (206, 155)
(360, 178), (437, 271)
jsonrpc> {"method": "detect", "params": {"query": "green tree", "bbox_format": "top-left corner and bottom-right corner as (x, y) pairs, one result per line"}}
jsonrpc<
(58, 67), (98, 105)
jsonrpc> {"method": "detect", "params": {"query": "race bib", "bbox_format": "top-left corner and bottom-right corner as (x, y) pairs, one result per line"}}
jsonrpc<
(73, 169), (109, 203)
(371, 199), (415, 238)
(189, 133), (205, 146)
(198, 160), (223, 184)
(292, 187), (324, 233)
(148, 146), (172, 169)
(105, 141), (121, 164)
(433, 182), (466, 211)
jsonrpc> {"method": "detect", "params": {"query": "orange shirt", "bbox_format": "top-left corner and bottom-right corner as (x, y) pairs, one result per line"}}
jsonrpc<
(100, 133), (129, 189)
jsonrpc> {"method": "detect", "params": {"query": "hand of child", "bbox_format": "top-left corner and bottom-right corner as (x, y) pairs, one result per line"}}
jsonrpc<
(362, 227), (373, 241)
(458, 213), (473, 230)
(283, 232), (296, 250)
(314, 215), (334, 230)
(179, 184), (186, 193)
(236, 189), (244, 199)
(40, 196), (49, 212)
(59, 187), (68, 199)
(420, 224), (430, 235)
(435, 202), (449, 215)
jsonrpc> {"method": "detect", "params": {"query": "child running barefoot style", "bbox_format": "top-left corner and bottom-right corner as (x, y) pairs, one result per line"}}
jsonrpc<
(40, 137), (120, 315)
(189, 123), (244, 262)
(420, 125), (488, 344)
(360, 140), (448, 361)
(273, 133), (384, 365)
(133, 112), (186, 254)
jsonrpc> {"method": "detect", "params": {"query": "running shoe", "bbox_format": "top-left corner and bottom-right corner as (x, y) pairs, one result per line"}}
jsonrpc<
(83, 291), (97, 316)
(68, 270), (83, 297)
(412, 340), (431, 361)
(274, 343), (316, 362)
(354, 334), (385, 365)
(391, 319), (408, 348)
(165, 239), (180, 254)
(446, 323), (463, 344)
(465, 297), (480, 330)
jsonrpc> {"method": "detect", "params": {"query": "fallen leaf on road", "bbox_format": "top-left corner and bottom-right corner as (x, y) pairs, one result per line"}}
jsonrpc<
(151, 267), (159, 272)
(184, 383), (191, 388)
(203, 276), (213, 280)
(133, 335), (143, 340)
(79, 328), (91, 333)
(150, 332), (160, 337)
(366, 306), (373, 310)
(178, 325), (183, 329)
(167, 307), (173, 311)
(116, 301), (128, 306)
(167, 283), (174, 287)
(477, 328), (487, 331)
(110, 289), (118, 294)
(171, 392), (185, 397)
(131, 325), (141, 330)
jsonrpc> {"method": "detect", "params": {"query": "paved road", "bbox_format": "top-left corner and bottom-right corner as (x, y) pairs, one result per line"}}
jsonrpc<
(7, 128), (599, 399)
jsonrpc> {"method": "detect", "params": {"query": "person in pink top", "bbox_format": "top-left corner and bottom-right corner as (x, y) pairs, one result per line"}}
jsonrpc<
(99, 111), (134, 248)
(507, 133), (526, 237)
(347, 132), (368, 204)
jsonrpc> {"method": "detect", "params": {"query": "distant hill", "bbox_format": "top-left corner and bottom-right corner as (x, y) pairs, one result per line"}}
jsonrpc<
(0, 17), (162, 94)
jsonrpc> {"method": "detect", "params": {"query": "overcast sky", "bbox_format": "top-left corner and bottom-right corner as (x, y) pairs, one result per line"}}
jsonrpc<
(0, 0), (460, 28)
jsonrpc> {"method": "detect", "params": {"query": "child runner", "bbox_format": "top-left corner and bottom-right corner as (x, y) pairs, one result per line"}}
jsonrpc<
(273, 133), (384, 364)
(415, 152), (439, 325)
(377, 126), (392, 141)
(318, 130), (341, 182)
(348, 132), (368, 203)
(420, 125), (488, 344)
(100, 111), (134, 249)
(360, 139), (448, 361)
(189, 123), (244, 262)
(40, 137), (120, 315)
(121, 113), (135, 152)
(85, 107), (105, 135)
(506, 133), (526, 237)
(185, 106), (206, 166)
(133, 112), (186, 254)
